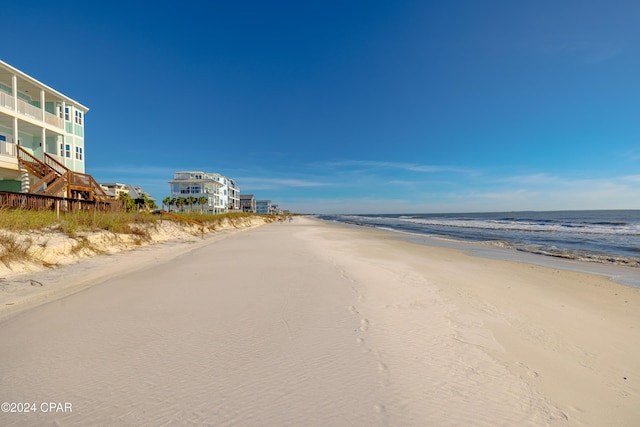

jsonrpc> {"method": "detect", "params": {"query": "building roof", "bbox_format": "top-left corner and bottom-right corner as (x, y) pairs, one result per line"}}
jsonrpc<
(126, 184), (154, 200)
(0, 59), (89, 111)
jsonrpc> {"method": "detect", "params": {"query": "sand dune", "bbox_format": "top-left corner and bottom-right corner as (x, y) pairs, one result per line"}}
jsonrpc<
(0, 217), (638, 425)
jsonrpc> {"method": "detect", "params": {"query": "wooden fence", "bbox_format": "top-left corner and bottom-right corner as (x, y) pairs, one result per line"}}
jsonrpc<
(0, 191), (123, 212)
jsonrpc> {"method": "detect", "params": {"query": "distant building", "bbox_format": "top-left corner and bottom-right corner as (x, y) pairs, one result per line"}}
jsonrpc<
(227, 177), (240, 210)
(169, 171), (227, 213)
(126, 184), (154, 201)
(240, 194), (256, 213)
(210, 174), (241, 212)
(100, 182), (128, 198)
(100, 182), (154, 202)
(256, 199), (271, 214)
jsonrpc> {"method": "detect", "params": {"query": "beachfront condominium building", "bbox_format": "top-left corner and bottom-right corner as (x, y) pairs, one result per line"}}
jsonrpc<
(211, 174), (241, 212)
(0, 59), (88, 192)
(170, 171), (234, 214)
(169, 172), (238, 214)
(256, 199), (272, 214)
(227, 177), (240, 210)
(240, 194), (256, 213)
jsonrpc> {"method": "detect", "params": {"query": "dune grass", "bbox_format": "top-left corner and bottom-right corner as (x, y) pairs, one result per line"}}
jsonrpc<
(174, 211), (268, 230)
(0, 209), (160, 267)
(0, 209), (279, 268)
(0, 208), (157, 236)
(0, 232), (33, 268)
(0, 208), (276, 234)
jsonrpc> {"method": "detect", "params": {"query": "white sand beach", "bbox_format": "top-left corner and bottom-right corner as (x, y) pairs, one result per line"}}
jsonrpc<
(0, 216), (638, 426)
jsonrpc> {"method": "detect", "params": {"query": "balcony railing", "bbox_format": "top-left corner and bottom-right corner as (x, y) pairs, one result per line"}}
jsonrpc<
(0, 91), (13, 110)
(45, 111), (64, 128)
(0, 97), (65, 129)
(17, 98), (41, 119)
(0, 140), (16, 157)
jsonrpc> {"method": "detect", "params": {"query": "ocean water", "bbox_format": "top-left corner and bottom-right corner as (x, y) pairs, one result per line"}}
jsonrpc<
(318, 210), (640, 268)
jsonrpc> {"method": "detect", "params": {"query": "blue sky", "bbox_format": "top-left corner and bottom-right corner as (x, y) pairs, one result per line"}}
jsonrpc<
(3, 0), (640, 213)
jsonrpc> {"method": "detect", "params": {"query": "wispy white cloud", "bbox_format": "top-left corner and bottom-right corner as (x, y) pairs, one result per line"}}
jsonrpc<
(540, 40), (624, 63)
(492, 173), (560, 185)
(89, 165), (179, 177)
(237, 177), (332, 191)
(290, 171), (640, 213)
(622, 149), (640, 161)
(321, 160), (475, 175)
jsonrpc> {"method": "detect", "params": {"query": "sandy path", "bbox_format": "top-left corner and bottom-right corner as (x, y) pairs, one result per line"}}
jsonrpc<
(1, 217), (638, 426)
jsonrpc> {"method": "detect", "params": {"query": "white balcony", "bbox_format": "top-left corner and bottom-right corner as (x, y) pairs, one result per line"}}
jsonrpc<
(0, 140), (16, 158)
(17, 98), (41, 119)
(45, 111), (64, 128)
(0, 91), (13, 110)
(0, 94), (64, 130)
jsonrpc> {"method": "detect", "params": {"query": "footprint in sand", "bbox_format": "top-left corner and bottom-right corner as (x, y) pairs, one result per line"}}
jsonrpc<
(355, 337), (372, 352)
(373, 403), (387, 413)
(360, 318), (369, 332)
(348, 305), (359, 314)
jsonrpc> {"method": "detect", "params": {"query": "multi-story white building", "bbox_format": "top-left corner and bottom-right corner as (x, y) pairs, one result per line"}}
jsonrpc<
(0, 59), (88, 193)
(210, 174), (241, 211)
(227, 177), (240, 210)
(169, 171), (239, 214)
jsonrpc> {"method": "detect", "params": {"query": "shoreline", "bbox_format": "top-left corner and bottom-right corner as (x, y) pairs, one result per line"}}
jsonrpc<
(322, 219), (640, 288)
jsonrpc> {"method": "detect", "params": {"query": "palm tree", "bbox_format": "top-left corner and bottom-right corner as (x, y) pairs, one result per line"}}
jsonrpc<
(118, 193), (135, 212)
(187, 196), (197, 213)
(176, 197), (186, 213)
(198, 196), (208, 213)
(162, 196), (171, 212)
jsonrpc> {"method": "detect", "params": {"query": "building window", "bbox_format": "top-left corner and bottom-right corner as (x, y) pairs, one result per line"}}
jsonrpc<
(65, 144), (71, 158)
(65, 107), (70, 121)
(75, 147), (83, 160)
(75, 110), (83, 125)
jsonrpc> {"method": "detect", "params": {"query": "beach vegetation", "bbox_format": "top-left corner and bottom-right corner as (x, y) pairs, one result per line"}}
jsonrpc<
(119, 193), (136, 212)
(0, 208), (270, 236)
(0, 232), (33, 267)
(70, 236), (105, 256)
(162, 196), (172, 211)
(198, 196), (208, 213)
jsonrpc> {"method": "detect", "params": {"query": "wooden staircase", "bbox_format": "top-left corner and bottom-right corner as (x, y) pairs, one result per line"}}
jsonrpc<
(17, 146), (111, 202)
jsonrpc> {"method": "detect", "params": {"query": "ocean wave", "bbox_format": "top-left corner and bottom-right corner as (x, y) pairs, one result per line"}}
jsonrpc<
(397, 217), (640, 236)
(319, 212), (640, 267)
(488, 242), (640, 267)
